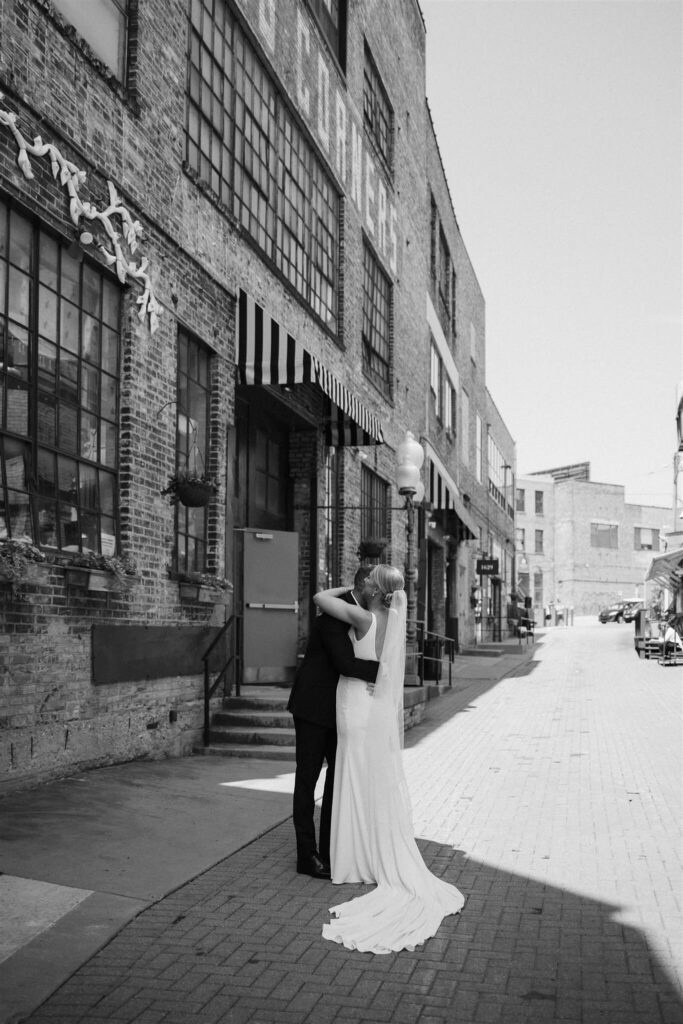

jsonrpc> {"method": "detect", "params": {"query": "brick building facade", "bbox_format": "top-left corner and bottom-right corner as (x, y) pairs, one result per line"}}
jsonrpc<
(0, 0), (516, 792)
(516, 464), (671, 617)
(424, 113), (516, 648)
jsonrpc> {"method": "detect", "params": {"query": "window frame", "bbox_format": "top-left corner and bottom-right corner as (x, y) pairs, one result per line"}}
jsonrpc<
(634, 527), (659, 552)
(361, 238), (392, 395)
(307, 0), (347, 70)
(442, 376), (453, 434)
(173, 328), (213, 576)
(591, 522), (618, 549)
(0, 201), (122, 555)
(360, 463), (389, 542)
(50, 0), (129, 82)
(363, 42), (393, 172)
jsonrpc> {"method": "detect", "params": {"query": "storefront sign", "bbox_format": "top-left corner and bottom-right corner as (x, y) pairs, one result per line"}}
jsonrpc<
(476, 558), (499, 576)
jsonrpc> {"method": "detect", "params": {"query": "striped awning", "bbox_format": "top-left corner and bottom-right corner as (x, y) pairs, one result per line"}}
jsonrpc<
(237, 290), (385, 446)
(646, 547), (683, 591)
(426, 450), (477, 539)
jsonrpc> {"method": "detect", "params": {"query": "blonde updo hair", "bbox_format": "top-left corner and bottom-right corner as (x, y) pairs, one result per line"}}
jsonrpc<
(368, 564), (405, 608)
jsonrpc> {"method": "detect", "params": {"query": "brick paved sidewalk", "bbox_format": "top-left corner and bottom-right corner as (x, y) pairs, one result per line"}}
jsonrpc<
(18, 624), (683, 1024)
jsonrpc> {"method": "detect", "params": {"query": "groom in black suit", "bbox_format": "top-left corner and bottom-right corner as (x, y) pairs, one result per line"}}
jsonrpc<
(288, 565), (379, 879)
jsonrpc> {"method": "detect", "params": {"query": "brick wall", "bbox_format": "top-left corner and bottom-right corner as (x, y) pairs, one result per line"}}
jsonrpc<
(0, 0), (238, 792)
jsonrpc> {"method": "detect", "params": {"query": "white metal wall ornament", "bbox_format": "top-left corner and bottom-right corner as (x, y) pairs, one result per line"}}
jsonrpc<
(0, 94), (161, 333)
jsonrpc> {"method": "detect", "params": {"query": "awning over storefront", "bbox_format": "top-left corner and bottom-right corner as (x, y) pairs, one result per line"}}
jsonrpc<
(236, 290), (385, 446)
(646, 547), (683, 591)
(424, 445), (478, 539)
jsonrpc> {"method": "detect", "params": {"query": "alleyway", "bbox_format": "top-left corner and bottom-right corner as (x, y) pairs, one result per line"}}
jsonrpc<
(3, 622), (682, 1023)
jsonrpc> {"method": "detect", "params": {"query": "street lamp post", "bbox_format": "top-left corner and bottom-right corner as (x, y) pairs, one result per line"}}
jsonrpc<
(395, 431), (424, 648)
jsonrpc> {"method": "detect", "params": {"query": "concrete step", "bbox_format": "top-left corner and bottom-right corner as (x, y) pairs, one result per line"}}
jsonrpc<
(458, 647), (504, 658)
(195, 743), (297, 761)
(212, 709), (293, 728)
(223, 692), (290, 711)
(208, 725), (296, 747)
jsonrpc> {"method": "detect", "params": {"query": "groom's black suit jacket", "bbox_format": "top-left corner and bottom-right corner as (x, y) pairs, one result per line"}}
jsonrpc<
(287, 591), (379, 729)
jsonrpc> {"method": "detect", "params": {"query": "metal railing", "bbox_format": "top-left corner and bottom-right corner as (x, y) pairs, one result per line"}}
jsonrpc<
(201, 614), (241, 747)
(406, 619), (457, 687)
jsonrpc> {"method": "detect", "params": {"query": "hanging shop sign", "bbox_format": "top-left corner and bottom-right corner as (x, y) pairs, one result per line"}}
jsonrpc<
(476, 558), (499, 576)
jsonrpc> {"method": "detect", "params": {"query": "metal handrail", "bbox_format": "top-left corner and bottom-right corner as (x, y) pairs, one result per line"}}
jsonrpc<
(405, 619), (457, 687)
(201, 614), (241, 747)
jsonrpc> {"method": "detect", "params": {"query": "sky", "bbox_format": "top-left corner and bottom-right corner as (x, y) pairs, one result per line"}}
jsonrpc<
(421, 0), (682, 514)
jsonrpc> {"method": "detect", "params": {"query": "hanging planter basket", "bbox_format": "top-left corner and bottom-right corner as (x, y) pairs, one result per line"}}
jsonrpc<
(358, 537), (388, 560)
(161, 472), (218, 507)
(175, 480), (215, 507)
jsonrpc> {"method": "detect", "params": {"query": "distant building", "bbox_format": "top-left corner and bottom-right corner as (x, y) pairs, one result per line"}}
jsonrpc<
(516, 464), (671, 617)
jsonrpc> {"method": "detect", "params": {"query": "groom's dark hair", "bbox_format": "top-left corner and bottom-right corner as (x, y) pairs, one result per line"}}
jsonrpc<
(353, 564), (373, 589)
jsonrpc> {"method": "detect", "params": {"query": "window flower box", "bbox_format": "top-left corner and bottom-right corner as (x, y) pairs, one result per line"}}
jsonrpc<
(63, 553), (136, 594)
(179, 582), (230, 605)
(176, 572), (232, 605)
(0, 539), (47, 599)
(64, 567), (89, 589)
(87, 569), (126, 593)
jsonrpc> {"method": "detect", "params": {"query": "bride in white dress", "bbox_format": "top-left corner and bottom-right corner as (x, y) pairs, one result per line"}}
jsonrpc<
(313, 565), (464, 954)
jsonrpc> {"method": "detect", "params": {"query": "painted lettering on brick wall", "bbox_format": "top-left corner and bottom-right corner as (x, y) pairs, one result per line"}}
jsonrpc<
(254, 0), (398, 277)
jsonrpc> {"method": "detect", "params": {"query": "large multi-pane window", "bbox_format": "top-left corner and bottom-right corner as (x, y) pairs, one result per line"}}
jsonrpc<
(591, 522), (618, 549)
(535, 490), (544, 514)
(430, 198), (456, 338)
(363, 44), (393, 170)
(174, 330), (212, 574)
(187, 2), (340, 330)
(309, 0), (346, 68)
(534, 529), (544, 554)
(51, 0), (128, 80)
(233, 27), (277, 250)
(362, 241), (391, 393)
(0, 202), (121, 553)
(361, 464), (388, 542)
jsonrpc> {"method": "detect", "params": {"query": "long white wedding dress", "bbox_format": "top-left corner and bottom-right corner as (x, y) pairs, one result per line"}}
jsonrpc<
(322, 592), (464, 954)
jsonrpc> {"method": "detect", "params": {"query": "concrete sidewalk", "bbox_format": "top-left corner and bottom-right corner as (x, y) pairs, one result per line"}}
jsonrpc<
(0, 636), (540, 1024)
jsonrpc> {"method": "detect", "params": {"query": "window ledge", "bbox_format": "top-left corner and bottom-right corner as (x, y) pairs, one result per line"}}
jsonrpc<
(178, 582), (230, 605)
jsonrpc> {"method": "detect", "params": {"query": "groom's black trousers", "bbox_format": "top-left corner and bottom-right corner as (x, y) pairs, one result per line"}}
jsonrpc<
(292, 717), (337, 863)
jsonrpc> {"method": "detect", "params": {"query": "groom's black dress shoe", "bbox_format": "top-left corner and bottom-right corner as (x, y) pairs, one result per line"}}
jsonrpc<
(297, 853), (331, 879)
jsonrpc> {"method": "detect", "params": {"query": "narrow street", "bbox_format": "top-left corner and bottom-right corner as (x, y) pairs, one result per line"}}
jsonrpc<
(13, 623), (683, 1024)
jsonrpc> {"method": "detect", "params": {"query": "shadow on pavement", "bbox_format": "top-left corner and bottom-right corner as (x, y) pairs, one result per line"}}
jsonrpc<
(16, 820), (683, 1024)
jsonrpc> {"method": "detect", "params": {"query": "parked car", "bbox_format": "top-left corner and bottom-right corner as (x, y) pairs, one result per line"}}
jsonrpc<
(623, 601), (644, 623)
(598, 601), (630, 623)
